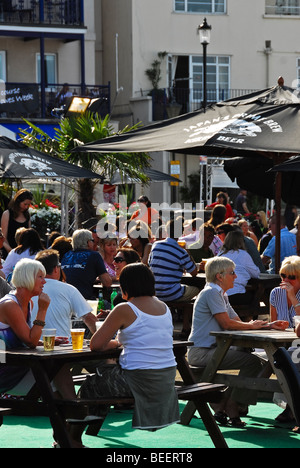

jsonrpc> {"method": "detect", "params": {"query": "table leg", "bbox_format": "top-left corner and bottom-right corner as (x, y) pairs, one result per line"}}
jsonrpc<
(264, 343), (295, 414)
(30, 361), (74, 448)
(175, 348), (228, 449)
(181, 338), (232, 425)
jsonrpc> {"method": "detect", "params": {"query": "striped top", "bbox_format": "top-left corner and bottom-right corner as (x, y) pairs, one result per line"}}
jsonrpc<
(270, 287), (300, 328)
(149, 238), (196, 301)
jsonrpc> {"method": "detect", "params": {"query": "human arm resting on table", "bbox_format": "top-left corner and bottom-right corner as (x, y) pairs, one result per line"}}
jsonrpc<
(215, 312), (289, 331)
(98, 272), (112, 288)
(0, 293), (50, 348)
(90, 303), (134, 352)
(81, 312), (98, 335)
(214, 312), (267, 331)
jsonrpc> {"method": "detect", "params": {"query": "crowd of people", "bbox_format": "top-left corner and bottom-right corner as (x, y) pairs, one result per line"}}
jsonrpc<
(0, 188), (299, 446)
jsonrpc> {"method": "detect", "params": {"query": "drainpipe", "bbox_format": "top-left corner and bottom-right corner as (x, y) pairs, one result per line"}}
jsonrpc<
(40, 34), (46, 118)
(264, 40), (273, 88)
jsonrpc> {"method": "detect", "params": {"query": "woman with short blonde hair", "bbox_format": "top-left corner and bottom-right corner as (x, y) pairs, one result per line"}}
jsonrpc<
(12, 258), (46, 291)
(205, 257), (235, 284)
(189, 256), (287, 428)
(270, 255), (300, 327)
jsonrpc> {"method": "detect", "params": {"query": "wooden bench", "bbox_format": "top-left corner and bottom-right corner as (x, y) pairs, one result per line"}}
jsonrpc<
(60, 382), (226, 437)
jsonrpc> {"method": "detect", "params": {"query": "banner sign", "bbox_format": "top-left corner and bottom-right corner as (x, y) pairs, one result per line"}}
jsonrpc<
(0, 83), (39, 114)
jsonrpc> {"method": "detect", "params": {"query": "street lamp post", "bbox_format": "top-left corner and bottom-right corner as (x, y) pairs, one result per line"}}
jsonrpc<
(198, 18), (212, 111)
(198, 18), (211, 207)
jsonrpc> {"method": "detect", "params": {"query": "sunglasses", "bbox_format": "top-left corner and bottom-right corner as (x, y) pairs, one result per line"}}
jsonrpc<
(281, 273), (297, 281)
(113, 257), (126, 264)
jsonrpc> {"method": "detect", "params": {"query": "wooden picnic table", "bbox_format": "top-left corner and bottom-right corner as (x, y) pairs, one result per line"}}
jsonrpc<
(0, 340), (227, 448)
(181, 329), (298, 425)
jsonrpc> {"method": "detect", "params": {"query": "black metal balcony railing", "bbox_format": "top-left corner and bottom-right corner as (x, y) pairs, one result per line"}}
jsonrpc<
(151, 88), (258, 121)
(0, 82), (111, 119)
(0, 0), (83, 25)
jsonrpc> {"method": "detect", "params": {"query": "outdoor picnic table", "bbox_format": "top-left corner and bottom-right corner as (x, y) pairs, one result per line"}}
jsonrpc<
(0, 340), (227, 448)
(181, 329), (298, 425)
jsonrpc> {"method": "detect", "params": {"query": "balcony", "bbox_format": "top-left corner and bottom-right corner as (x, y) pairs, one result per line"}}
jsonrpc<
(150, 88), (258, 121)
(0, 0), (83, 26)
(0, 82), (111, 119)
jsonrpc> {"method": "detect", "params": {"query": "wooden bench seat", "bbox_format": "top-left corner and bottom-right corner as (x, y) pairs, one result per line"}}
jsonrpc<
(57, 382), (226, 437)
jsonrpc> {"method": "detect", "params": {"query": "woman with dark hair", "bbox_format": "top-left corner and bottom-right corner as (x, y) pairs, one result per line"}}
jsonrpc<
(113, 247), (140, 280)
(130, 195), (159, 227)
(73, 263), (179, 444)
(1, 189), (33, 255)
(2, 228), (44, 279)
(128, 221), (153, 265)
(208, 204), (227, 228)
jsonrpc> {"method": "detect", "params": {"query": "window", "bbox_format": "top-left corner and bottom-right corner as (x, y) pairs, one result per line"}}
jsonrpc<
(36, 53), (57, 87)
(266, 0), (300, 15)
(297, 58), (300, 83)
(0, 52), (6, 81)
(191, 55), (230, 104)
(175, 0), (226, 14)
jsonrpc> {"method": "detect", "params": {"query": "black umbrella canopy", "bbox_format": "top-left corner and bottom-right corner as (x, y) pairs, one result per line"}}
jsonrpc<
(224, 156), (275, 198)
(0, 136), (104, 180)
(109, 168), (182, 185)
(271, 156), (300, 172)
(76, 84), (300, 159)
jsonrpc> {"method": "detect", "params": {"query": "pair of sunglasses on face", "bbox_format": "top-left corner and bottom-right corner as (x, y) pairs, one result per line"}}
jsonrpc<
(281, 273), (297, 281)
(113, 257), (126, 264)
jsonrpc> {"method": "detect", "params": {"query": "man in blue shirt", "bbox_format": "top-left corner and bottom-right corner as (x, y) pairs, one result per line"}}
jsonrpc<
(262, 215), (297, 273)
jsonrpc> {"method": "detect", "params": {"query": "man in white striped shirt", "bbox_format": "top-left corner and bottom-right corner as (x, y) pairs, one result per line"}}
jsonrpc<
(149, 220), (200, 333)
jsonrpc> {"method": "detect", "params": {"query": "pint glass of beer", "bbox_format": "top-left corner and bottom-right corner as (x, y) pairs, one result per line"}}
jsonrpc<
(71, 329), (85, 351)
(42, 329), (56, 352)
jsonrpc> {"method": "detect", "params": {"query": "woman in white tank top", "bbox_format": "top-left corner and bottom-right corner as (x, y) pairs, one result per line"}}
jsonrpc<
(76, 263), (180, 444)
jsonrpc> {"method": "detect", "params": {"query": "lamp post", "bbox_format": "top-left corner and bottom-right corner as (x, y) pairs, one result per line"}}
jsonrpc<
(198, 18), (211, 208)
(198, 18), (212, 111)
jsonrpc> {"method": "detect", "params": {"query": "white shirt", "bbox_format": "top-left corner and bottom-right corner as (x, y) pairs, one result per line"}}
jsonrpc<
(118, 301), (176, 370)
(219, 249), (260, 296)
(31, 278), (92, 339)
(2, 248), (37, 278)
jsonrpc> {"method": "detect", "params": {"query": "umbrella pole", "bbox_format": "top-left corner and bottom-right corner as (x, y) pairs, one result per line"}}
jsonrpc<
(275, 172), (282, 274)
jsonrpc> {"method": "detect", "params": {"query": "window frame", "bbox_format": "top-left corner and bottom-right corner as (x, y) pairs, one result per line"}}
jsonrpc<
(0, 51), (6, 82)
(190, 54), (230, 106)
(174, 0), (226, 14)
(36, 53), (57, 91)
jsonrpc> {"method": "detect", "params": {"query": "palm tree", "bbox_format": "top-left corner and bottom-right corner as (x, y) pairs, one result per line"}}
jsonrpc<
(19, 113), (151, 223)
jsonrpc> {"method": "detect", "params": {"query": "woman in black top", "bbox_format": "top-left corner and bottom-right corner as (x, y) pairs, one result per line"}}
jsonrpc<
(1, 189), (33, 255)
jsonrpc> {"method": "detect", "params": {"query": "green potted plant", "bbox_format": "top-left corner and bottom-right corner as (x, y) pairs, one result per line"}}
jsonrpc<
(145, 52), (167, 120)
